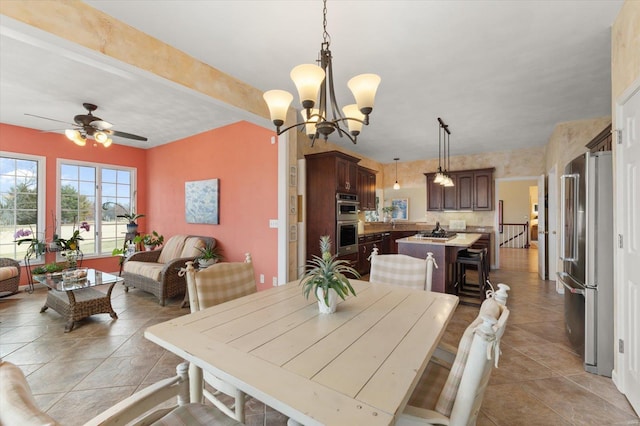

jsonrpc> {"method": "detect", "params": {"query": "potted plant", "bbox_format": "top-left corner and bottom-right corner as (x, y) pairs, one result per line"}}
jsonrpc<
(14, 228), (45, 257)
(300, 235), (359, 314)
(117, 212), (145, 233)
(381, 205), (396, 223)
(134, 231), (164, 251)
(32, 262), (66, 280)
(195, 242), (223, 268)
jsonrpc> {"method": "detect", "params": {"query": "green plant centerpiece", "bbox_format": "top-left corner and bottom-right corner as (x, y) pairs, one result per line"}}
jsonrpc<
(195, 242), (223, 268)
(381, 205), (396, 223)
(134, 230), (164, 250)
(300, 235), (359, 314)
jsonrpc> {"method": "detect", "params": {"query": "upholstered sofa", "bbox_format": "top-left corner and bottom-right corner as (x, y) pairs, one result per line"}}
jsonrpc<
(122, 235), (214, 306)
(0, 258), (21, 297)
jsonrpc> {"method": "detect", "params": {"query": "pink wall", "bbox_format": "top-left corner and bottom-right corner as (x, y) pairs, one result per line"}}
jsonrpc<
(2, 121), (278, 291)
(145, 121), (278, 291)
(1, 123), (148, 282)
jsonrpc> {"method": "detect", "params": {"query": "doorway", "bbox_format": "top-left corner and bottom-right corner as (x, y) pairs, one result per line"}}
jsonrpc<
(494, 177), (539, 273)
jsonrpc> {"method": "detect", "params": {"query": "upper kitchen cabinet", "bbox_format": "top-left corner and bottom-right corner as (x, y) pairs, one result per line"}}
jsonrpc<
(585, 124), (612, 153)
(335, 154), (359, 194)
(425, 168), (494, 211)
(306, 151), (361, 195)
(357, 166), (377, 210)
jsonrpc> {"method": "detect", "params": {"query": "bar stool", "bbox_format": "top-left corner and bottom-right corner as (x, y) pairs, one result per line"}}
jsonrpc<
(454, 248), (489, 305)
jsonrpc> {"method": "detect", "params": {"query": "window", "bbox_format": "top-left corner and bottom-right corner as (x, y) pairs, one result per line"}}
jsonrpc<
(0, 153), (45, 261)
(58, 160), (136, 258)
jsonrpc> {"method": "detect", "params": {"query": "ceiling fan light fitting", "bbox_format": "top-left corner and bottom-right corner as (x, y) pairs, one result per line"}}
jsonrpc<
(94, 131), (108, 143)
(102, 137), (113, 148)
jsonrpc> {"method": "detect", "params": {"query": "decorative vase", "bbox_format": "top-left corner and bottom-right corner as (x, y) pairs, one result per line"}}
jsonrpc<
(127, 223), (138, 233)
(316, 287), (338, 314)
(65, 249), (79, 269)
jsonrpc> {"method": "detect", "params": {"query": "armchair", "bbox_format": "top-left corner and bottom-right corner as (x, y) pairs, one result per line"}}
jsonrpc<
(122, 235), (214, 305)
(0, 258), (21, 297)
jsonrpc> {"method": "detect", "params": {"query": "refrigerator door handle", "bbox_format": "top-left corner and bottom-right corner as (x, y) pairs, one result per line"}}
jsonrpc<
(560, 173), (579, 262)
(558, 272), (585, 295)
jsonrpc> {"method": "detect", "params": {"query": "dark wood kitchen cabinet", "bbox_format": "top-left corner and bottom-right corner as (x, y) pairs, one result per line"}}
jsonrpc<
(336, 155), (358, 194)
(357, 166), (377, 210)
(357, 233), (383, 276)
(305, 151), (361, 260)
(425, 168), (494, 211)
(586, 124), (612, 153)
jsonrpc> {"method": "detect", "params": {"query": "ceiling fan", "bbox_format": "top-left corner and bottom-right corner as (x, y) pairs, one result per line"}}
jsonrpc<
(25, 103), (148, 147)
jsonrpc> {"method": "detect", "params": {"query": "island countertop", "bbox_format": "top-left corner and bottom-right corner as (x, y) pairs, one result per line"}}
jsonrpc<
(396, 233), (483, 248)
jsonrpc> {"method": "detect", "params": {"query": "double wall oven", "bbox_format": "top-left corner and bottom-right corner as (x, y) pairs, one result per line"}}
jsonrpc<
(336, 193), (359, 256)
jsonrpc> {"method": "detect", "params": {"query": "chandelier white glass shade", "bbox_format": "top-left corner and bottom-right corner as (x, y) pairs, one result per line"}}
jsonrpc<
(435, 117), (454, 187)
(393, 157), (400, 190)
(263, 0), (381, 146)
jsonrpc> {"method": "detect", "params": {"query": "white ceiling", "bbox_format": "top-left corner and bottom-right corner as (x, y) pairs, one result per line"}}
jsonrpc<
(0, 1), (622, 162)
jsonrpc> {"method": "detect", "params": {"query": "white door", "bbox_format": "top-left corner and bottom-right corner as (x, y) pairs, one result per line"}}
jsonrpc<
(617, 86), (640, 413)
(537, 174), (547, 279)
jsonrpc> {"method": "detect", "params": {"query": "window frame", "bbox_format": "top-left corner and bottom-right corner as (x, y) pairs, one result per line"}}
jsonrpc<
(1, 151), (46, 265)
(56, 158), (137, 260)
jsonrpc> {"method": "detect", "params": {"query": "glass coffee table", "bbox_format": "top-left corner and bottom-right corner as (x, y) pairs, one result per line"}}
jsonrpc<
(36, 269), (122, 332)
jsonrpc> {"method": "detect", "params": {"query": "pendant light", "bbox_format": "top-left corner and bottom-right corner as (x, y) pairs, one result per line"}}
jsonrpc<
(435, 117), (454, 187)
(393, 158), (400, 190)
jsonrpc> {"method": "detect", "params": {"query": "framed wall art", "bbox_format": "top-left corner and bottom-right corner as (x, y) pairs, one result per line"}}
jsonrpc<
(392, 198), (409, 221)
(185, 178), (219, 224)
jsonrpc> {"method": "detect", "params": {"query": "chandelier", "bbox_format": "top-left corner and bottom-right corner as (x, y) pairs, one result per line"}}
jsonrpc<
(434, 118), (454, 187)
(263, 0), (381, 146)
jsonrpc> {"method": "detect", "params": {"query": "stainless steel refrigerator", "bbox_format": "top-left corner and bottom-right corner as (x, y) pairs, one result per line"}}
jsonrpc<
(558, 151), (613, 377)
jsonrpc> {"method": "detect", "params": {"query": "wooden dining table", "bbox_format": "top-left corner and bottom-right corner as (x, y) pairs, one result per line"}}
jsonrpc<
(144, 279), (458, 425)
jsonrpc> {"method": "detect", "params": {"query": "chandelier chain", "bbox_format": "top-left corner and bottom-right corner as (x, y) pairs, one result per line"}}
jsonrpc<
(322, 0), (330, 45)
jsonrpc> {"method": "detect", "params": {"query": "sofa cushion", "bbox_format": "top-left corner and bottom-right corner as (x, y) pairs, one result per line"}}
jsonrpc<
(181, 237), (206, 258)
(157, 235), (188, 264)
(0, 266), (19, 281)
(123, 261), (164, 282)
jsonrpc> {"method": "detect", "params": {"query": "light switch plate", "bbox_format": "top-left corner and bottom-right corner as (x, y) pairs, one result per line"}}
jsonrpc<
(269, 219), (278, 228)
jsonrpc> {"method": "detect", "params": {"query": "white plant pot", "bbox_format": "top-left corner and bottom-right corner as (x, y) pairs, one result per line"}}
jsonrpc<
(198, 258), (217, 268)
(144, 245), (154, 251)
(316, 287), (338, 314)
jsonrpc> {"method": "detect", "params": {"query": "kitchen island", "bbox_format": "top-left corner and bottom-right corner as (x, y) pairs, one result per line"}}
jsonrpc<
(397, 233), (483, 294)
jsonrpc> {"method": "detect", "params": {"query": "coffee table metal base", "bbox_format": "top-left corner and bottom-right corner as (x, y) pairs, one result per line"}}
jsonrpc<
(40, 283), (118, 332)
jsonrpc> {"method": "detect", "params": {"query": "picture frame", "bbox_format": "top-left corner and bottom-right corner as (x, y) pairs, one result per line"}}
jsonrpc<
(391, 198), (409, 221)
(185, 178), (219, 224)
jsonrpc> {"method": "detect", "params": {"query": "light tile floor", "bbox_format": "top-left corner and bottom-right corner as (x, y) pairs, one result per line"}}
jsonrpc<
(1, 250), (638, 425)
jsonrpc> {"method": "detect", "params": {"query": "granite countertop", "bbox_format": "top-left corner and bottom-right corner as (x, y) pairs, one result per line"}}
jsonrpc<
(396, 233), (483, 247)
(361, 223), (493, 236)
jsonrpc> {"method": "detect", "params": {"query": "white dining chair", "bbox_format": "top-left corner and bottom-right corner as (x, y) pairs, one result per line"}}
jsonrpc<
(184, 254), (257, 423)
(398, 292), (510, 426)
(369, 249), (430, 290)
(0, 360), (242, 426)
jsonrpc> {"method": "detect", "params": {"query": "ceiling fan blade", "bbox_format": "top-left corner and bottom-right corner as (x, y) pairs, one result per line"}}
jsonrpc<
(25, 113), (75, 126)
(106, 129), (148, 141)
(91, 120), (113, 130)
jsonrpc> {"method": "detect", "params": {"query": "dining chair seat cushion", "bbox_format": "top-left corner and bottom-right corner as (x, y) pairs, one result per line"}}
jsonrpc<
(151, 403), (242, 426)
(123, 261), (164, 281)
(0, 266), (19, 281)
(157, 235), (189, 264)
(0, 361), (61, 426)
(181, 237), (207, 258)
(369, 254), (428, 290)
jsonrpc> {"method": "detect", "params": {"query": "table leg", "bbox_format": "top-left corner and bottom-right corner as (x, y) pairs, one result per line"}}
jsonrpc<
(188, 362), (204, 404)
